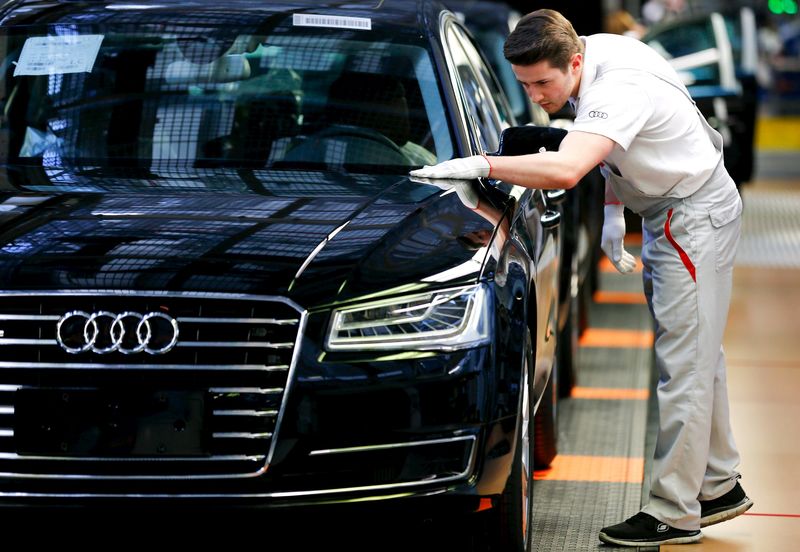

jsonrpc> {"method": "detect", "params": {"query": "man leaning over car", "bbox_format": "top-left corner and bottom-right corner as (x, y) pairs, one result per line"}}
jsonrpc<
(410, 9), (752, 547)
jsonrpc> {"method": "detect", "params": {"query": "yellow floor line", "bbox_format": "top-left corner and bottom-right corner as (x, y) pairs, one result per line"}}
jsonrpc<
(755, 116), (800, 150)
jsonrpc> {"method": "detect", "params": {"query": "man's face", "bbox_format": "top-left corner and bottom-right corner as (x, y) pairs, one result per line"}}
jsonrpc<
(511, 53), (582, 114)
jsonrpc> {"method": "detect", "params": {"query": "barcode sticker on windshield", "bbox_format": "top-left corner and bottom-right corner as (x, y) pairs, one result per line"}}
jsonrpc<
(293, 14), (372, 31)
(14, 35), (104, 76)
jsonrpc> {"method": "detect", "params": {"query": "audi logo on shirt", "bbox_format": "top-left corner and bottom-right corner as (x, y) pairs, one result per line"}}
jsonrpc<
(589, 111), (609, 119)
(56, 310), (179, 355)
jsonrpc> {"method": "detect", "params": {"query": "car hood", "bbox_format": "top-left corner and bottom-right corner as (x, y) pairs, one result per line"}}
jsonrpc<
(0, 167), (499, 307)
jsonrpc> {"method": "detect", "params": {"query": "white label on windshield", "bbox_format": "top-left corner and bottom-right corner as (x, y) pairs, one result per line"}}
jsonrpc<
(293, 14), (371, 30)
(13, 35), (104, 76)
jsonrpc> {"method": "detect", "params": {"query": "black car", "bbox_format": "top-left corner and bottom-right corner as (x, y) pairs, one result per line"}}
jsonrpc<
(0, 0), (561, 548)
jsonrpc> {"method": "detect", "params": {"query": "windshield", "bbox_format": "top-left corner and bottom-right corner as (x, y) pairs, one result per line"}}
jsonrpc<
(0, 19), (453, 175)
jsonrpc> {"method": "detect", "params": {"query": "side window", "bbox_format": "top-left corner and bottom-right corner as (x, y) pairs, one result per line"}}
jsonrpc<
(444, 24), (501, 153)
(457, 30), (515, 130)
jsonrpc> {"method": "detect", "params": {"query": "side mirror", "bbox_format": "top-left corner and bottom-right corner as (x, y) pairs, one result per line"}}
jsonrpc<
(493, 125), (568, 156)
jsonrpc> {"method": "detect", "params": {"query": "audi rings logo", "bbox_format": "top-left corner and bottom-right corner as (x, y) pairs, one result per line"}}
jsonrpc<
(589, 110), (608, 119)
(56, 311), (179, 355)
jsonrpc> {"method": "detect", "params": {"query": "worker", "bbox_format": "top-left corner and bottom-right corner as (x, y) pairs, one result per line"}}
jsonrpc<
(410, 9), (752, 547)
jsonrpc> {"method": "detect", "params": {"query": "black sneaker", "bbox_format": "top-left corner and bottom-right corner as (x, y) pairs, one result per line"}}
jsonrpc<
(700, 482), (754, 527)
(599, 512), (702, 547)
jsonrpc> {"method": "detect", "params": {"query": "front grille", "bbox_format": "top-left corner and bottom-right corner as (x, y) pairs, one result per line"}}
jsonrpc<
(0, 291), (304, 481)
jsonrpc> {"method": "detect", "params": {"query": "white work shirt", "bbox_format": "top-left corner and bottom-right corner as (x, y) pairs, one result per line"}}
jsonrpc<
(570, 34), (722, 208)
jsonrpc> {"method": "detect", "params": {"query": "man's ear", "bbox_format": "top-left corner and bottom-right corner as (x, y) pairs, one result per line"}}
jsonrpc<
(570, 52), (583, 72)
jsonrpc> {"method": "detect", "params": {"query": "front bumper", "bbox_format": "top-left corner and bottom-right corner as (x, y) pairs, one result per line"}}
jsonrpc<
(0, 294), (520, 507)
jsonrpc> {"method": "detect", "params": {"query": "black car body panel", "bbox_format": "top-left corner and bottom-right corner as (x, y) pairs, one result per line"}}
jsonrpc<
(0, 170), (492, 301)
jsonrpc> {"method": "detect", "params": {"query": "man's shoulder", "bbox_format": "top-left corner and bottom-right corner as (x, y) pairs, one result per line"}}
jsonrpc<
(586, 33), (669, 70)
(586, 33), (640, 45)
(585, 33), (646, 51)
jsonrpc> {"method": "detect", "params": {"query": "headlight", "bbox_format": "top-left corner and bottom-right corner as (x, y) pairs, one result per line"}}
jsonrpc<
(326, 283), (491, 351)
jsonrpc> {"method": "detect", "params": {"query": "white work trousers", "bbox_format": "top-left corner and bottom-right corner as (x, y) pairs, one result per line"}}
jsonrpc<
(639, 166), (743, 531)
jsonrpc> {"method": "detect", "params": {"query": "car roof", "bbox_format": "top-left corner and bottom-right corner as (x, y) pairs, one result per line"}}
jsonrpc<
(0, 0), (448, 34)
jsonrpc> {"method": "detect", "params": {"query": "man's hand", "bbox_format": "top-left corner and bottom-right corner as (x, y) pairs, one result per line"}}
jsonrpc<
(408, 176), (480, 209)
(601, 204), (636, 274)
(409, 155), (490, 180)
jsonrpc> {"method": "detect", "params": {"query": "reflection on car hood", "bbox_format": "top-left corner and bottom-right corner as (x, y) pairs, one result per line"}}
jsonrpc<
(0, 168), (496, 307)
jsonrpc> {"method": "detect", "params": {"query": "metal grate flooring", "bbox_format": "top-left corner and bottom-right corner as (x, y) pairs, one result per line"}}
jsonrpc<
(736, 188), (800, 268)
(532, 245), (658, 552)
(534, 481), (647, 551)
(534, 178), (800, 550)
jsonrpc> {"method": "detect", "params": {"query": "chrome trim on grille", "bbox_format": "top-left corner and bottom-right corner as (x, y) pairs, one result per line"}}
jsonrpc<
(0, 290), (304, 303)
(266, 306), (307, 478)
(0, 435), (477, 497)
(264, 365), (290, 372)
(0, 290), (308, 482)
(0, 470), (269, 481)
(213, 432), (273, 439)
(0, 453), (264, 462)
(0, 407), (12, 415)
(210, 387), (283, 395)
(0, 362), (289, 371)
(212, 410), (278, 417)
(1, 337), (272, 355)
(0, 314), (60, 321)
(308, 435), (475, 456)
(175, 341), (294, 349)
(178, 317), (298, 325)
(0, 339), (56, 346)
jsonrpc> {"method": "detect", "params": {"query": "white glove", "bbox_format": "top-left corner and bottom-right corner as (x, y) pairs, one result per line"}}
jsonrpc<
(408, 176), (479, 209)
(409, 155), (490, 180)
(601, 204), (637, 274)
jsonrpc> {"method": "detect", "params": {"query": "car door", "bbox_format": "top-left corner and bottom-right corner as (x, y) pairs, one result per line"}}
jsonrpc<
(441, 16), (561, 394)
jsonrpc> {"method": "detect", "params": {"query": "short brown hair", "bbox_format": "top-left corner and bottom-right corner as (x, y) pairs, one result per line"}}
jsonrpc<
(503, 9), (583, 71)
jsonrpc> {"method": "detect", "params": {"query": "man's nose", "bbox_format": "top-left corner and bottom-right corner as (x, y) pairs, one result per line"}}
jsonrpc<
(526, 87), (543, 103)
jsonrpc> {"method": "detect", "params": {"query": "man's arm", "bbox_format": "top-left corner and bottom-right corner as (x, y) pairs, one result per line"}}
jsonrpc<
(486, 130), (616, 190)
(410, 130), (616, 189)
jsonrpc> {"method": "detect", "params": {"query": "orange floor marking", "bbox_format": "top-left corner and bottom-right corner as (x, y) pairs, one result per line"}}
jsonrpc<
(579, 328), (654, 348)
(625, 233), (643, 246)
(599, 256), (644, 274)
(533, 455), (644, 483)
(593, 290), (648, 305)
(571, 386), (649, 400)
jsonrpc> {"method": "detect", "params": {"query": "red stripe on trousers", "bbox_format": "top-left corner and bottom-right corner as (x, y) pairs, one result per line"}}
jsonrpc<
(664, 208), (696, 282)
